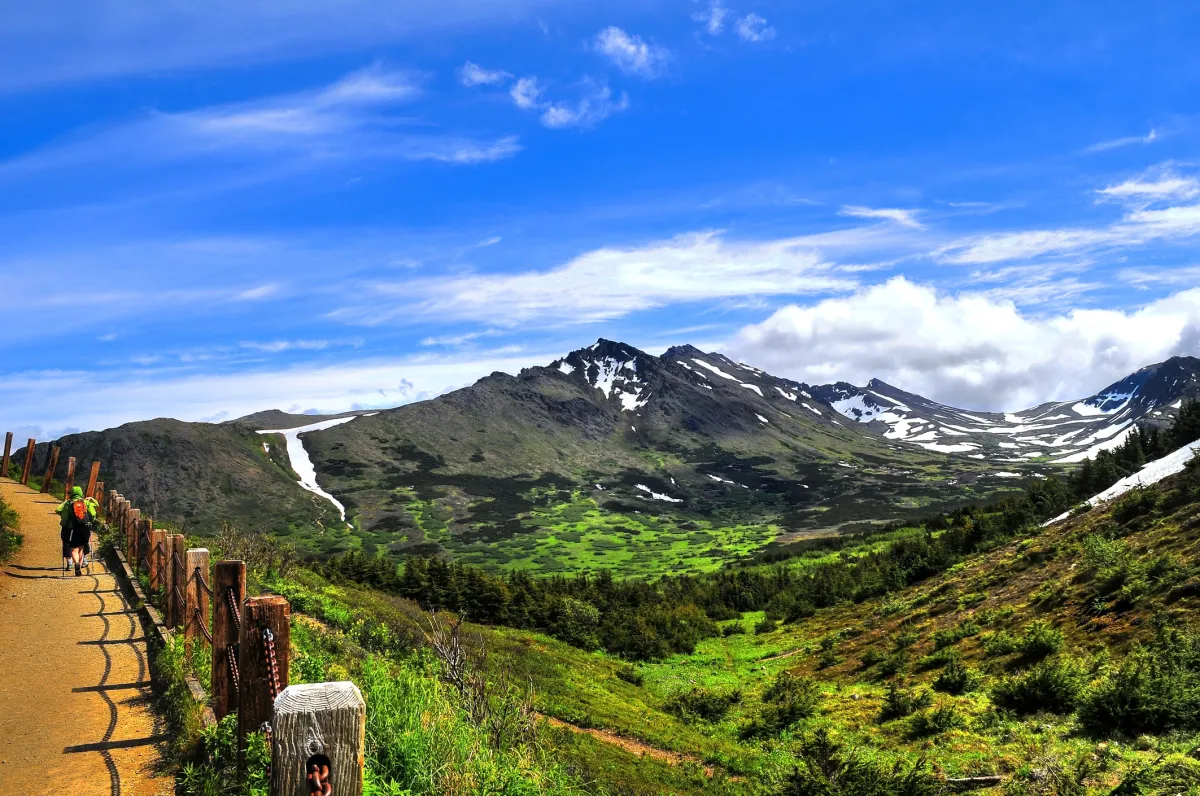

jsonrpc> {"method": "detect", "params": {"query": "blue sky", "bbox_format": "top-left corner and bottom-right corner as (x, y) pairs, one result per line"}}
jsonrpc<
(4, 0), (1200, 437)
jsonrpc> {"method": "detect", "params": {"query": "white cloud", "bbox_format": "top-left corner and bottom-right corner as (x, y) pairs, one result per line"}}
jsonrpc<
(0, 64), (519, 179)
(458, 61), (511, 87)
(728, 277), (1200, 410)
(478, 235), (503, 247)
(840, 205), (923, 229)
(735, 13), (776, 42)
(1098, 171), (1200, 203)
(338, 230), (854, 325)
(0, 351), (555, 437)
(693, 1), (730, 35)
(594, 26), (669, 79)
(1086, 129), (1159, 153)
(510, 77), (543, 110)
(540, 85), (629, 129)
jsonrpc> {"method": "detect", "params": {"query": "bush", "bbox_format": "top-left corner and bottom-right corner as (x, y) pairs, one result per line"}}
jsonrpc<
(893, 631), (919, 650)
(665, 686), (742, 723)
(1018, 620), (1064, 660)
(0, 496), (20, 563)
(917, 646), (960, 671)
(741, 673), (821, 739)
(755, 617), (777, 635)
(982, 630), (1020, 658)
(990, 657), (1087, 715)
(778, 729), (942, 796)
(909, 704), (965, 737)
(933, 659), (979, 695)
(877, 650), (909, 679)
(722, 623), (747, 637)
(1112, 487), (1159, 525)
(932, 619), (980, 650)
(879, 681), (932, 721)
(1078, 627), (1200, 735)
(615, 664), (643, 686)
(860, 648), (886, 668)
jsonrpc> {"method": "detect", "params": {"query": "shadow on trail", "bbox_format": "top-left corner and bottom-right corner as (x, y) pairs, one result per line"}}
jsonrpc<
(62, 570), (161, 796)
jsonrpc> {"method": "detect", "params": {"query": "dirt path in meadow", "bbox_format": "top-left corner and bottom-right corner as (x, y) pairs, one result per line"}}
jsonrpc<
(0, 479), (172, 795)
(540, 714), (722, 777)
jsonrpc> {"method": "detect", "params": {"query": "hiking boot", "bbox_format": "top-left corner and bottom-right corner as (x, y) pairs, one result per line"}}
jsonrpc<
(74, 563), (81, 576)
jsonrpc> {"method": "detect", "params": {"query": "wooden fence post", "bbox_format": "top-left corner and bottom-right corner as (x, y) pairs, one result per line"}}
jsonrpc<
(126, 506), (140, 564)
(166, 534), (187, 629)
(137, 518), (153, 573)
(272, 682), (366, 796)
(239, 596), (291, 770)
(85, 462), (100, 503)
(212, 560), (247, 721)
(184, 548), (211, 658)
(94, 481), (105, 506)
(63, 457), (76, 498)
(39, 446), (59, 494)
(1, 432), (11, 478)
(149, 528), (167, 591)
(20, 439), (35, 486)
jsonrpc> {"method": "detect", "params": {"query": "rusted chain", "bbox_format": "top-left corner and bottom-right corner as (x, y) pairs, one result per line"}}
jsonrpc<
(172, 550), (185, 570)
(226, 643), (241, 697)
(261, 721), (274, 781)
(307, 761), (332, 796)
(192, 566), (214, 596)
(194, 608), (213, 645)
(224, 587), (242, 634)
(172, 585), (185, 610)
(263, 628), (282, 699)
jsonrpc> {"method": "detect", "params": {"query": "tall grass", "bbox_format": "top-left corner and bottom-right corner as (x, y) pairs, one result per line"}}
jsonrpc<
(0, 494), (21, 562)
(359, 656), (594, 796)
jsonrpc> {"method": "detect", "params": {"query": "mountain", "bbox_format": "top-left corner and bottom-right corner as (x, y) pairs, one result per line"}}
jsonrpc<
(810, 355), (1200, 465)
(298, 340), (1026, 572)
(16, 341), (1194, 577)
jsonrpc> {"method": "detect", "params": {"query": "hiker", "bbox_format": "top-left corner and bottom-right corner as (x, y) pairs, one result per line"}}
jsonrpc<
(57, 486), (98, 576)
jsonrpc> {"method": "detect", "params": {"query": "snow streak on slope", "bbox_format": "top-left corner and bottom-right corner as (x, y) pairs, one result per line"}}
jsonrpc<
(258, 415), (366, 522)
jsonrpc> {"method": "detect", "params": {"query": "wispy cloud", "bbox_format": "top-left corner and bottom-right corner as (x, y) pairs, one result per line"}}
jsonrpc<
(510, 76), (628, 129)
(334, 230), (854, 326)
(540, 84), (629, 129)
(692, 0), (730, 35)
(1085, 128), (1159, 153)
(458, 61), (511, 86)
(594, 27), (669, 79)
(1097, 171), (1200, 203)
(511, 77), (543, 110)
(734, 13), (776, 42)
(840, 205), (923, 229)
(0, 64), (519, 184)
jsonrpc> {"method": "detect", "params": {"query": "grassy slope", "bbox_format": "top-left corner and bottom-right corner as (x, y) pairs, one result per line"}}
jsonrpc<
(16, 420), (339, 538)
(471, 465), (1200, 793)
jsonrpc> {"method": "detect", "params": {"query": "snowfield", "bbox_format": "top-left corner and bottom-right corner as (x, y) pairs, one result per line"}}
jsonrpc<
(258, 415), (364, 522)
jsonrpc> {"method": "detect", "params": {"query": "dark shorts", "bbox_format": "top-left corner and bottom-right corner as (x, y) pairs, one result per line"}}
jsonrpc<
(60, 527), (91, 557)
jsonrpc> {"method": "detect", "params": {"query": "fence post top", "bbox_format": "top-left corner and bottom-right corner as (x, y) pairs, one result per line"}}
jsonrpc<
(274, 681), (364, 716)
(186, 547), (210, 555)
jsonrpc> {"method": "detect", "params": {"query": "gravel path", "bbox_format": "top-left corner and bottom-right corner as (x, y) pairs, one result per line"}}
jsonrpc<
(0, 479), (171, 795)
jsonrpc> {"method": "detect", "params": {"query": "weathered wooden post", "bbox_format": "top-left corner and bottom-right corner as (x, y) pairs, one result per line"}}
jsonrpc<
(166, 534), (187, 629)
(39, 446), (60, 494)
(1, 432), (11, 478)
(212, 560), (247, 721)
(63, 457), (76, 498)
(184, 548), (212, 658)
(20, 439), (35, 486)
(149, 528), (167, 592)
(126, 506), (140, 564)
(94, 481), (105, 507)
(271, 682), (366, 796)
(85, 462), (100, 503)
(239, 596), (291, 769)
(137, 518), (153, 573)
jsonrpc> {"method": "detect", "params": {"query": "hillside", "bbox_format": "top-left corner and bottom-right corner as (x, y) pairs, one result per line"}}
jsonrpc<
(10, 419), (341, 536)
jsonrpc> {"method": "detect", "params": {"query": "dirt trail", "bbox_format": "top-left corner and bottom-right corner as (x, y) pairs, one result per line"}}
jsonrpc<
(540, 715), (722, 777)
(0, 479), (171, 795)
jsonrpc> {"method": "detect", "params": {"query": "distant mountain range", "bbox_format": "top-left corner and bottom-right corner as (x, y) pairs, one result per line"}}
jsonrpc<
(12, 342), (1198, 572)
